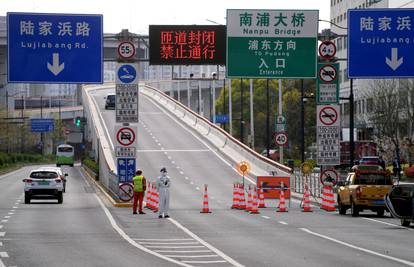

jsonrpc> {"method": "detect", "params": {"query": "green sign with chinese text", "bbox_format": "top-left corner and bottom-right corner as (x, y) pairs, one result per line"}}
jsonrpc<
(226, 9), (318, 79)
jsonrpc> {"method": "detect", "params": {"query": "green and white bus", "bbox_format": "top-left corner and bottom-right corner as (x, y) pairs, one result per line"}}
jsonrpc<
(56, 144), (74, 167)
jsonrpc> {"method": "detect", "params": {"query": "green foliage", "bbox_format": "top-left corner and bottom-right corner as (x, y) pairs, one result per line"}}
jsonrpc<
(215, 78), (316, 160)
(0, 152), (54, 172)
(83, 157), (99, 174)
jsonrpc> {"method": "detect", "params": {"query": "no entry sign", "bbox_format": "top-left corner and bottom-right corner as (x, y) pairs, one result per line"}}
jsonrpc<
(318, 105), (339, 126)
(320, 169), (339, 185)
(318, 64), (337, 83)
(115, 126), (137, 147)
(118, 183), (134, 202)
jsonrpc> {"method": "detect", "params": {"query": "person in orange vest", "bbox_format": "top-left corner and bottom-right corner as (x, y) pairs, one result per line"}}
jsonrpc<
(132, 169), (147, 215)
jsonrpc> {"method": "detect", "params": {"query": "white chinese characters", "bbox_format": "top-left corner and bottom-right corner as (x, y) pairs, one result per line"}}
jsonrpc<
(20, 20), (90, 36)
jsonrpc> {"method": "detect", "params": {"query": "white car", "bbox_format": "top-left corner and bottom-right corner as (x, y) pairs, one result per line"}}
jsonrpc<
(37, 166), (68, 192)
(23, 169), (64, 204)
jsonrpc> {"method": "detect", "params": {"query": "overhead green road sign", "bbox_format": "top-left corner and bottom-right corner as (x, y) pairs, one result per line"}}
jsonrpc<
(226, 9), (318, 79)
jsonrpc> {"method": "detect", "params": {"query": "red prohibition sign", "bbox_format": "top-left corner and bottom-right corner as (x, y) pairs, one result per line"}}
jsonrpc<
(320, 169), (339, 185)
(118, 183), (134, 202)
(118, 41), (136, 59)
(319, 64), (337, 83)
(319, 106), (338, 126)
(318, 40), (337, 60)
(116, 127), (136, 146)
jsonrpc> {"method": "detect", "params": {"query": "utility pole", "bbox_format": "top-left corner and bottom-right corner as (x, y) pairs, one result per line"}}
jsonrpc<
(266, 79), (270, 158)
(250, 79), (254, 149)
(240, 78), (244, 143)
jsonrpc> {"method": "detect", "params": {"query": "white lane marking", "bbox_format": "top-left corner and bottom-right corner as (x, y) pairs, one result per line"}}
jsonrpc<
(137, 149), (210, 153)
(0, 252), (8, 258)
(0, 226), (2, 230)
(179, 171), (184, 175)
(16, 200), (21, 202)
(138, 242), (200, 245)
(300, 228), (414, 267)
(164, 152), (168, 155)
(158, 143), (162, 146)
(185, 177), (189, 180)
(0, 242), (2, 246)
(261, 216), (270, 219)
(182, 260), (227, 264)
(10, 210), (15, 212)
(279, 221), (288, 225)
(3, 217), (9, 219)
(146, 95), (256, 185)
(154, 250), (211, 253)
(196, 187), (200, 191)
(155, 139), (159, 142)
(135, 241), (195, 243)
(12, 207), (18, 209)
(93, 194), (193, 267)
(168, 156), (172, 160)
(0, 259), (5, 267)
(145, 246), (205, 249)
(168, 218), (244, 267)
(0, 221), (7, 223)
(7, 213), (13, 215)
(190, 182), (194, 185)
(171, 161), (175, 164)
(361, 217), (413, 231)
(166, 255), (219, 258)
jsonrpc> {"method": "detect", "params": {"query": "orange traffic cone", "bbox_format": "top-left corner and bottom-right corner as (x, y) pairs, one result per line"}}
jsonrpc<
(152, 185), (159, 213)
(145, 183), (153, 210)
(258, 183), (266, 208)
(245, 185), (252, 212)
(144, 181), (150, 208)
(277, 183), (288, 212)
(321, 185), (336, 212)
(302, 184), (312, 212)
(200, 184), (211, 213)
(239, 184), (246, 210)
(231, 183), (239, 209)
(250, 186), (260, 214)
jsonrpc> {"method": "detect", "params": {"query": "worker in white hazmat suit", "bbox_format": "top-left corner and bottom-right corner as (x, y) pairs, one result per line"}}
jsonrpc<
(157, 167), (170, 218)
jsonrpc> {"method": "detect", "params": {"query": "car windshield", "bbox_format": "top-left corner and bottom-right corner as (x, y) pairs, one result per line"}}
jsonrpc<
(354, 173), (392, 185)
(58, 147), (73, 152)
(30, 171), (59, 179)
(107, 95), (115, 102)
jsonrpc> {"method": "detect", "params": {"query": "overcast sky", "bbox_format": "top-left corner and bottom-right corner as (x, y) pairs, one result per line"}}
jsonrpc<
(0, 0), (331, 33)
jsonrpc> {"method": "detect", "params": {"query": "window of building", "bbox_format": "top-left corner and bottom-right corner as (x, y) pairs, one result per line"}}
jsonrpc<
(367, 98), (373, 112)
(344, 36), (347, 49)
(344, 68), (349, 82)
(344, 12), (347, 21)
(337, 37), (343, 51)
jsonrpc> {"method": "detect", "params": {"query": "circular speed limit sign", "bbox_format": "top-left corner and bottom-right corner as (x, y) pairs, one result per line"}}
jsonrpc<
(118, 41), (136, 59)
(275, 132), (288, 147)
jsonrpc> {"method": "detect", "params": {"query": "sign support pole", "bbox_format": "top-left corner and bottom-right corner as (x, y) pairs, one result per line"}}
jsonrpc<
(229, 79), (233, 135)
(212, 78), (216, 123)
(240, 79), (244, 143)
(350, 78), (355, 167)
(278, 79), (283, 164)
(198, 80), (202, 115)
(301, 79), (305, 163)
(266, 79), (270, 158)
(250, 79), (254, 149)
(187, 80), (191, 108)
(177, 80), (181, 103)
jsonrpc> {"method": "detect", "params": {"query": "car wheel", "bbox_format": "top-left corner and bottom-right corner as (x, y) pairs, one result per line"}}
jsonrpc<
(338, 196), (347, 215)
(351, 200), (359, 217)
(377, 209), (385, 217)
(401, 219), (411, 227)
(71, 164), (74, 167)
(57, 192), (63, 204)
(24, 193), (31, 204)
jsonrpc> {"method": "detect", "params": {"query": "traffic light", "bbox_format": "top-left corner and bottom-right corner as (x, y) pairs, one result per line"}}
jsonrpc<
(75, 117), (81, 127)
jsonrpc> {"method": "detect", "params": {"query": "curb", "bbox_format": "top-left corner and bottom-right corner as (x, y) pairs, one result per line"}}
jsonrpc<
(81, 166), (133, 208)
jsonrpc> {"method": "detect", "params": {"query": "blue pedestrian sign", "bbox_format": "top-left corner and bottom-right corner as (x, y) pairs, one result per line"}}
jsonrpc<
(7, 12), (103, 83)
(31, 118), (54, 133)
(117, 64), (137, 84)
(348, 9), (414, 78)
(117, 158), (136, 183)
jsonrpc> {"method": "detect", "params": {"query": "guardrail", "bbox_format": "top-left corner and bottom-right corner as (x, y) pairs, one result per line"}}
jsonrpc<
(141, 82), (292, 178)
(82, 84), (119, 199)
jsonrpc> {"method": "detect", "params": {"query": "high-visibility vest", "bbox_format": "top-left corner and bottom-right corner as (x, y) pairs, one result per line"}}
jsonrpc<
(133, 175), (144, 192)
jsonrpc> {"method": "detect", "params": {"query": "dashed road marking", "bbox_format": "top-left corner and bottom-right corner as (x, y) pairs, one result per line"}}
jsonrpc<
(138, 242), (200, 245)
(179, 171), (184, 175)
(279, 221), (288, 225)
(0, 221), (6, 223)
(166, 255), (219, 258)
(0, 233), (4, 238)
(300, 227), (414, 267)
(182, 260), (228, 264)
(134, 239), (193, 241)
(261, 216), (270, 219)
(145, 245), (205, 249)
(10, 210), (15, 212)
(0, 242), (2, 246)
(4, 217), (10, 219)
(176, 166), (180, 169)
(0, 259), (4, 267)
(12, 207), (18, 209)
(171, 161), (175, 164)
(0, 226), (2, 230)
(185, 177), (189, 180)
(190, 182), (194, 185)
(7, 213), (13, 215)
(195, 187), (200, 191)
(154, 250), (211, 253)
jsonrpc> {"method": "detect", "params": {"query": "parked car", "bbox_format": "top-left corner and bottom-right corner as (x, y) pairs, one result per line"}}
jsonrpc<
(385, 184), (414, 227)
(105, 94), (115, 110)
(23, 169), (64, 204)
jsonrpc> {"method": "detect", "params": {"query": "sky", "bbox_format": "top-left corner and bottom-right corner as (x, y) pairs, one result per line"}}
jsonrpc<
(0, 0), (331, 34)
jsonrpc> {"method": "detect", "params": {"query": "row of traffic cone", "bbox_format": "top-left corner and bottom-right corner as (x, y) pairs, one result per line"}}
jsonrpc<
(144, 182), (159, 212)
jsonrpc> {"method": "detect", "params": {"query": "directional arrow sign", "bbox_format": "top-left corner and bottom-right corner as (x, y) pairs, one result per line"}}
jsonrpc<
(47, 53), (65, 76)
(7, 13), (103, 83)
(386, 48), (403, 71)
(348, 9), (414, 78)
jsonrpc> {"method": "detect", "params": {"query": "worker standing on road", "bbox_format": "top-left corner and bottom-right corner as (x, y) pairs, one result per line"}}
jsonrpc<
(157, 167), (170, 218)
(132, 169), (147, 215)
